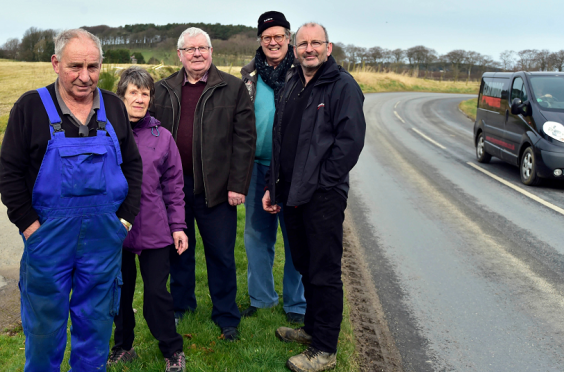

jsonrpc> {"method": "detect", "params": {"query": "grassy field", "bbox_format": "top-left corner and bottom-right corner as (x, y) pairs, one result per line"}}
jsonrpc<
(351, 70), (479, 94)
(0, 207), (358, 371)
(459, 98), (478, 120)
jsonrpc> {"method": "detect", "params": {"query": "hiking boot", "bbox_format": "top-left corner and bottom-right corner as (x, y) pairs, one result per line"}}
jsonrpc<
(107, 347), (138, 365)
(275, 326), (312, 344)
(286, 312), (305, 324)
(286, 347), (337, 372)
(221, 326), (239, 341)
(164, 351), (186, 372)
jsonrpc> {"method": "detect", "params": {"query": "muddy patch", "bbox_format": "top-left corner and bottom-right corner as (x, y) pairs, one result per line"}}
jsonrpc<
(0, 277), (20, 333)
(342, 215), (403, 372)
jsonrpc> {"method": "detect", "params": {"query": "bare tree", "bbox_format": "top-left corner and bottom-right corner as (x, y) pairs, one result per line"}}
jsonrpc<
(1, 38), (20, 59)
(499, 50), (516, 71)
(465, 51), (481, 83)
(443, 49), (467, 82)
(367, 46), (384, 67)
(534, 49), (552, 71)
(550, 50), (564, 72)
(517, 49), (538, 70)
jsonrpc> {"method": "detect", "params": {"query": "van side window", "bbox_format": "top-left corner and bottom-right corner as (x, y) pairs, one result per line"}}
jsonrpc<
(511, 78), (528, 102)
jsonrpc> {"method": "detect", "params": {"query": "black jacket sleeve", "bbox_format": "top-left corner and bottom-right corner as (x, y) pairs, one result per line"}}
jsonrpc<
(108, 94), (143, 224)
(227, 80), (256, 195)
(319, 76), (366, 188)
(0, 98), (39, 231)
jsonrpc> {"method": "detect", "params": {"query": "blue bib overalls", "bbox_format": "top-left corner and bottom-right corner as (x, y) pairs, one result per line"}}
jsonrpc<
(19, 87), (128, 371)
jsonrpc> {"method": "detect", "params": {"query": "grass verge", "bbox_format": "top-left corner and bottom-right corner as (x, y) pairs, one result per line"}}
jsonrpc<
(0, 207), (358, 371)
(459, 98), (478, 121)
(351, 71), (479, 94)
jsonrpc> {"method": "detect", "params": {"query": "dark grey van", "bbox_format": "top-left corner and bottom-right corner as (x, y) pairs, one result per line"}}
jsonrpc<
(474, 72), (564, 185)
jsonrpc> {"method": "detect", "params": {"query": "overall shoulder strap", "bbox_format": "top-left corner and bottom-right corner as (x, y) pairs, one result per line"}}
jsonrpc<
(36, 87), (63, 136)
(97, 88), (123, 165)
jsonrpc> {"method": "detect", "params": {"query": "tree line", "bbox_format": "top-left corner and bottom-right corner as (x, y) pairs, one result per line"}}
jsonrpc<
(2, 25), (564, 82)
(331, 45), (564, 82)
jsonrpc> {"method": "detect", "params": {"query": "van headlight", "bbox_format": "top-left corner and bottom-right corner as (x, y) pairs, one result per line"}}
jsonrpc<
(543, 121), (564, 142)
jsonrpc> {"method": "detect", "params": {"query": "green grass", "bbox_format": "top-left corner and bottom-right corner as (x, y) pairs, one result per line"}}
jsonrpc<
(0, 207), (358, 371)
(459, 98), (478, 120)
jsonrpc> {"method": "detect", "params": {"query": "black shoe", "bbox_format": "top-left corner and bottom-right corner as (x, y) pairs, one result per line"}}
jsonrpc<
(241, 306), (258, 317)
(286, 312), (305, 324)
(221, 326), (239, 341)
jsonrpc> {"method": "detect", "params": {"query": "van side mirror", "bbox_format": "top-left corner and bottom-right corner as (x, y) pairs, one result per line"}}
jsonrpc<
(511, 98), (522, 115)
(511, 98), (531, 116)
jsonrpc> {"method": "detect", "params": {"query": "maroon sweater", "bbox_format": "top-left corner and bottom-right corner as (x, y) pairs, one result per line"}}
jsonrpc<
(177, 82), (206, 175)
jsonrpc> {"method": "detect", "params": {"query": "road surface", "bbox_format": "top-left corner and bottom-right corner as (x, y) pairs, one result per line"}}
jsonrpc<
(347, 92), (564, 372)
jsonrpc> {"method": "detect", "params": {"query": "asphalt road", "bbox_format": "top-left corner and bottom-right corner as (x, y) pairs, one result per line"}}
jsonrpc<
(347, 92), (564, 372)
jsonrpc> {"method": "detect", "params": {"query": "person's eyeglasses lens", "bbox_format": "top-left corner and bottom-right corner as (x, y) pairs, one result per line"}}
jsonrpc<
(297, 41), (325, 50)
(181, 47), (209, 55)
(261, 35), (285, 44)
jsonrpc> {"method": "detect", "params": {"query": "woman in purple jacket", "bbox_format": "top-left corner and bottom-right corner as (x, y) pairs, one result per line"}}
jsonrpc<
(108, 66), (188, 372)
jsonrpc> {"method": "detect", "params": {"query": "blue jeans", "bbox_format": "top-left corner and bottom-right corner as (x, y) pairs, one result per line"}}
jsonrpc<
(244, 163), (306, 314)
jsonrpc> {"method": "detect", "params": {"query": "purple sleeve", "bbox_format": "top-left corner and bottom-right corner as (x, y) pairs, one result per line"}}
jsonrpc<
(161, 132), (186, 233)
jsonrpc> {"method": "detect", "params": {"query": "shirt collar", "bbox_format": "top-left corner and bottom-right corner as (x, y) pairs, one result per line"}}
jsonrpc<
(183, 69), (209, 85)
(54, 78), (100, 115)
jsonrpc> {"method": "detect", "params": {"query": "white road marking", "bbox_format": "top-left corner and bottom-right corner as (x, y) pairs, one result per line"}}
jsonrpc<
(467, 162), (564, 216)
(411, 128), (447, 150)
(394, 101), (400, 109)
(394, 111), (405, 123)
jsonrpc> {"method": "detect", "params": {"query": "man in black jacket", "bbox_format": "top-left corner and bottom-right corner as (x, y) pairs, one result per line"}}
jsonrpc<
(263, 22), (366, 372)
(150, 27), (256, 341)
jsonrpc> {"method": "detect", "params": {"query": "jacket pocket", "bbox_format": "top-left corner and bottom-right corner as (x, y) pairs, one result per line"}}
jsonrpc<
(109, 273), (123, 317)
(59, 146), (108, 197)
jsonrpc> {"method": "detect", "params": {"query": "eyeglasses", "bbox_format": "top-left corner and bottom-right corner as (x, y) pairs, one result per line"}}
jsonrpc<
(296, 41), (328, 50)
(260, 34), (286, 44)
(178, 46), (210, 55)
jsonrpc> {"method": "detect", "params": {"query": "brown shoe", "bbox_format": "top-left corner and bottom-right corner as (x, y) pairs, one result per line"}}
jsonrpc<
(275, 326), (312, 344)
(286, 347), (337, 372)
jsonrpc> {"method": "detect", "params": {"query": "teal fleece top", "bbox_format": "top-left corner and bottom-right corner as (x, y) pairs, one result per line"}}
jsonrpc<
(254, 75), (275, 166)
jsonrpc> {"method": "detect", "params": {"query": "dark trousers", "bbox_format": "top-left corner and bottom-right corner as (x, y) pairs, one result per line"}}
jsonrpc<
(169, 175), (240, 328)
(283, 189), (347, 354)
(113, 246), (183, 358)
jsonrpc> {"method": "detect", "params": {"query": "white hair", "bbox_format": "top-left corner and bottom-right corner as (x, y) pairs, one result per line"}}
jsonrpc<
(177, 27), (212, 49)
(54, 29), (103, 61)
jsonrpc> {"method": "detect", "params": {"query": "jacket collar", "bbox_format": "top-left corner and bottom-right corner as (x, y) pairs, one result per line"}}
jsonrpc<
(315, 55), (340, 84)
(241, 59), (257, 82)
(132, 112), (160, 130)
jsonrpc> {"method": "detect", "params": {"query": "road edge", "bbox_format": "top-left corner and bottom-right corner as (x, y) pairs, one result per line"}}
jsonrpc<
(342, 211), (404, 372)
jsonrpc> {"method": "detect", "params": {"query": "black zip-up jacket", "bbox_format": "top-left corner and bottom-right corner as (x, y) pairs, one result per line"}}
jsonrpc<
(150, 64), (256, 208)
(0, 84), (143, 231)
(266, 56), (366, 206)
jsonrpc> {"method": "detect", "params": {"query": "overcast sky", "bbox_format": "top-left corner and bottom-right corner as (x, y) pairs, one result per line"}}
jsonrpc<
(1, 0), (561, 60)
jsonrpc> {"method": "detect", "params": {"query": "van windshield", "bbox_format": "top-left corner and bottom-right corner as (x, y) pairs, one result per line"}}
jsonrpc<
(530, 76), (564, 110)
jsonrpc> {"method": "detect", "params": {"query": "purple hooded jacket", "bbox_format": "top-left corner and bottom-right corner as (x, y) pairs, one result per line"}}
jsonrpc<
(123, 112), (186, 254)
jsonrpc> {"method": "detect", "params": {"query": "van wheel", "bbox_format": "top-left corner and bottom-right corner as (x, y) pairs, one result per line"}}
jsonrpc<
(520, 147), (541, 186)
(476, 133), (491, 163)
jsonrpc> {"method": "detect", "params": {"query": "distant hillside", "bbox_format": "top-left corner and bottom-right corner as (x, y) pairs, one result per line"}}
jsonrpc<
(81, 22), (258, 65)
(82, 22), (256, 47)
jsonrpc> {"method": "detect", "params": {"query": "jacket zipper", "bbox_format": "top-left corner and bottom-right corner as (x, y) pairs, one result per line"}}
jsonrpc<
(162, 79), (181, 139)
(195, 82), (225, 206)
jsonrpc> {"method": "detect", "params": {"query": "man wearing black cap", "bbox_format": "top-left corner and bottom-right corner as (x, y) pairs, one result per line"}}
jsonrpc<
(264, 22), (366, 372)
(240, 11), (306, 324)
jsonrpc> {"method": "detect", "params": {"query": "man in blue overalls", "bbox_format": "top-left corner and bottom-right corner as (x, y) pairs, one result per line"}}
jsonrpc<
(0, 29), (142, 371)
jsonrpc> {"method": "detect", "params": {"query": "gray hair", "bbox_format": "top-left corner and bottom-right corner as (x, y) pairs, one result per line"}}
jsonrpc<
(257, 28), (292, 43)
(177, 27), (212, 49)
(295, 22), (329, 43)
(54, 29), (103, 61)
(116, 66), (155, 104)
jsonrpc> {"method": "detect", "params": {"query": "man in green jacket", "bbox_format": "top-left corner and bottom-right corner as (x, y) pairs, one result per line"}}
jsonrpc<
(150, 27), (256, 341)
